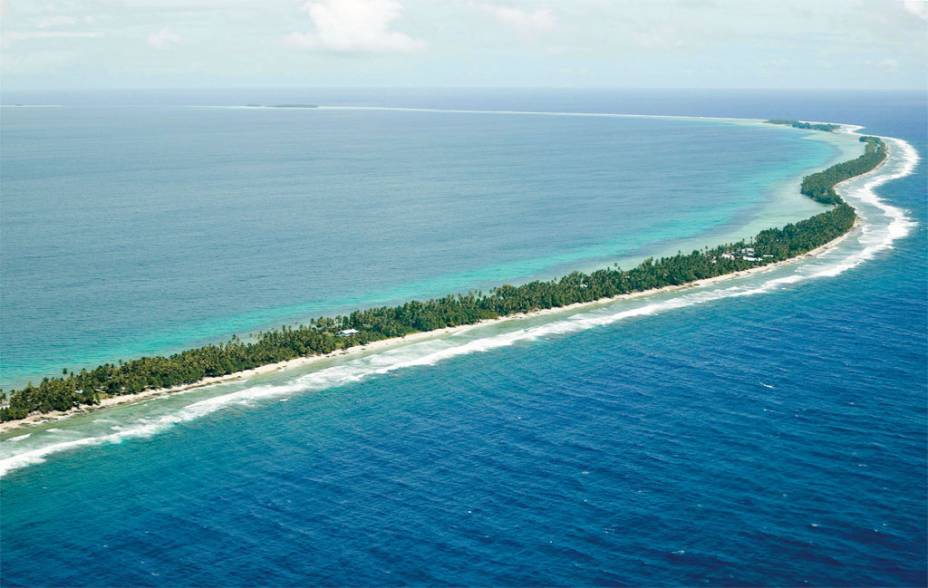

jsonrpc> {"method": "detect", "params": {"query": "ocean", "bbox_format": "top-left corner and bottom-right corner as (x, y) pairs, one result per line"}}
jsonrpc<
(0, 89), (924, 586)
(1, 101), (839, 388)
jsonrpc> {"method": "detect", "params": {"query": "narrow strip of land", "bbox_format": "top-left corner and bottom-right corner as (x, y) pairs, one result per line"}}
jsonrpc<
(0, 125), (888, 428)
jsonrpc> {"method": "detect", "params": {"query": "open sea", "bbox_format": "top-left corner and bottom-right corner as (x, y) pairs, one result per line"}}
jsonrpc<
(0, 89), (925, 586)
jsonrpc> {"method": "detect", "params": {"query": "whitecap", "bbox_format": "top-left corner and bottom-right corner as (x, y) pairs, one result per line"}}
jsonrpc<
(0, 129), (917, 479)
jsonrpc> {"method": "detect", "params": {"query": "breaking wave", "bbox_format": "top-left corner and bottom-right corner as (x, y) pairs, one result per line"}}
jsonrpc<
(0, 130), (917, 478)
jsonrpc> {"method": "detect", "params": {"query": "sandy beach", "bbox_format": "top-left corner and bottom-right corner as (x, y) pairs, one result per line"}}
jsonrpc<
(1, 124), (886, 436)
(0, 222), (855, 435)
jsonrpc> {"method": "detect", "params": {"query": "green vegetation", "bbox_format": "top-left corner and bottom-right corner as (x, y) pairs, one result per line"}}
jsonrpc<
(0, 137), (887, 423)
(767, 119), (841, 132)
(801, 136), (886, 205)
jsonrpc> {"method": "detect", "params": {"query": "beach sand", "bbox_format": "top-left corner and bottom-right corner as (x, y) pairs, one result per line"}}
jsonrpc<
(1, 125), (883, 435)
(0, 224), (856, 435)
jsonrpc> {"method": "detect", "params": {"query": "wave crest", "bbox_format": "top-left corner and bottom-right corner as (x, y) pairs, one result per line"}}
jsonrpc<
(0, 131), (918, 479)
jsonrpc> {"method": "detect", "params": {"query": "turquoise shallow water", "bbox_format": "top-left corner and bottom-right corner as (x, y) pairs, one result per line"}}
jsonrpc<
(0, 106), (833, 387)
(0, 90), (924, 586)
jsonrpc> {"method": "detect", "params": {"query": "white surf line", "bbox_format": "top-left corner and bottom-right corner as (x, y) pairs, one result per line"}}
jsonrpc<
(189, 103), (762, 125)
(0, 130), (918, 479)
(315, 105), (755, 124)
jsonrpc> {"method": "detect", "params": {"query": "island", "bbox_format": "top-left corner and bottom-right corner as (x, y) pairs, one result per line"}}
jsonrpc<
(0, 132), (888, 423)
(767, 119), (841, 132)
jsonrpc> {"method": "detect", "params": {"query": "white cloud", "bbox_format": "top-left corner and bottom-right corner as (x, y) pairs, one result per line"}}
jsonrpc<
(480, 3), (556, 35)
(632, 26), (685, 50)
(36, 16), (79, 29)
(285, 0), (425, 53)
(902, 0), (928, 21)
(147, 28), (183, 49)
(868, 57), (901, 72)
(3, 31), (104, 42)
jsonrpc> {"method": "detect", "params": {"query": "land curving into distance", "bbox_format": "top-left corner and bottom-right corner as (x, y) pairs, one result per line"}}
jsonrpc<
(0, 123), (888, 426)
(767, 119), (842, 133)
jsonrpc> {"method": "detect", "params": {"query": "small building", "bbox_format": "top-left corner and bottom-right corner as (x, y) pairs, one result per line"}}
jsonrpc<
(743, 256), (760, 262)
(338, 328), (359, 337)
(721, 253), (735, 260)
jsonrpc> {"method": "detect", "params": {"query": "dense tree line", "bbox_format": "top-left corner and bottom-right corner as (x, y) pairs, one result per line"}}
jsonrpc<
(0, 138), (886, 422)
(800, 136), (886, 205)
(766, 119), (840, 132)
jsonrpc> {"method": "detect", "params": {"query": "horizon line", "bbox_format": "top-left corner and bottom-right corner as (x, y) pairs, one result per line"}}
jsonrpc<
(2, 86), (926, 94)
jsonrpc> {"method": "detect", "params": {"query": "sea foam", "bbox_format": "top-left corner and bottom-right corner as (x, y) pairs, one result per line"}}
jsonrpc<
(0, 127), (917, 479)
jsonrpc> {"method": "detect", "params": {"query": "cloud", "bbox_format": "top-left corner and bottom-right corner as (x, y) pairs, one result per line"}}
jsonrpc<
(3, 31), (104, 43)
(867, 57), (901, 72)
(147, 28), (183, 49)
(285, 0), (425, 53)
(632, 26), (685, 50)
(480, 3), (556, 35)
(902, 0), (928, 21)
(36, 16), (79, 29)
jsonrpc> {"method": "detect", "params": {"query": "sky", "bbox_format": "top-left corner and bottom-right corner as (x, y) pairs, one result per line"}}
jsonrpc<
(1, 0), (926, 91)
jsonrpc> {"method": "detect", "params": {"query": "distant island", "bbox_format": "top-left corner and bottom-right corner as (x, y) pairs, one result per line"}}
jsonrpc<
(767, 119), (841, 132)
(244, 104), (319, 109)
(0, 128), (888, 424)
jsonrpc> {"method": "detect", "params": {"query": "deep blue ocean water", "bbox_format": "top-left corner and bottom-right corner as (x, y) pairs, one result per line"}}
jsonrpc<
(0, 90), (925, 586)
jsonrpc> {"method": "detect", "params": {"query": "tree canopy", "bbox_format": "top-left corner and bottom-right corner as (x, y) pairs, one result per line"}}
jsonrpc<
(767, 119), (841, 132)
(0, 138), (886, 422)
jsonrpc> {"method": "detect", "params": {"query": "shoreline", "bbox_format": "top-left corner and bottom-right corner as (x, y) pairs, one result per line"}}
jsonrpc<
(0, 220), (857, 435)
(0, 122), (891, 435)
